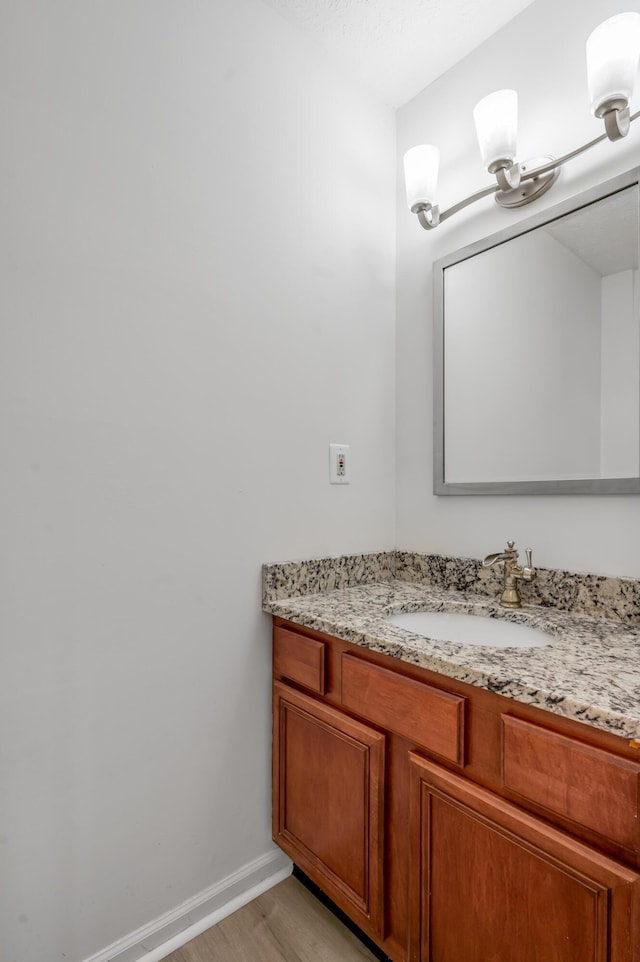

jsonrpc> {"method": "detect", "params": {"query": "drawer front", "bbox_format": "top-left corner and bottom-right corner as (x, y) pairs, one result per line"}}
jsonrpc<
(341, 654), (465, 765)
(273, 626), (326, 694)
(502, 715), (640, 852)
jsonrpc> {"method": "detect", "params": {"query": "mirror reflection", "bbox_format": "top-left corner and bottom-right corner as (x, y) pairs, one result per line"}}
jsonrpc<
(435, 169), (640, 495)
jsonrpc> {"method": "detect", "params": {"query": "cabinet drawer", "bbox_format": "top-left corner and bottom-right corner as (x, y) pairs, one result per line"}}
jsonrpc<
(502, 715), (640, 852)
(341, 654), (465, 765)
(273, 626), (326, 694)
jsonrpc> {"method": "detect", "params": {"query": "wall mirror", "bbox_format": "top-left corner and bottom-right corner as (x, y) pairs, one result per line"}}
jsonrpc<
(434, 167), (640, 495)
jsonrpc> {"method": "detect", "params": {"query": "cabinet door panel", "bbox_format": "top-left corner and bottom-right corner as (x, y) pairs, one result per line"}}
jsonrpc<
(409, 753), (640, 962)
(273, 682), (385, 937)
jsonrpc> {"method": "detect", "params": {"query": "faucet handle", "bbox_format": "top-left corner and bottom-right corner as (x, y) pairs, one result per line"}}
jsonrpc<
(525, 548), (533, 568)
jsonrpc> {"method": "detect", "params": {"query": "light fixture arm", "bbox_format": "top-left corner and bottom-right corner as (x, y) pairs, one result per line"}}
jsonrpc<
(495, 163), (521, 192)
(414, 108), (639, 230)
(415, 181), (501, 230)
(526, 107), (639, 177)
(604, 104), (631, 140)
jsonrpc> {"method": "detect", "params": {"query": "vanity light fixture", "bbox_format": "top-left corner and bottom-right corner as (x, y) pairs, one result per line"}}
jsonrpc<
(404, 11), (640, 230)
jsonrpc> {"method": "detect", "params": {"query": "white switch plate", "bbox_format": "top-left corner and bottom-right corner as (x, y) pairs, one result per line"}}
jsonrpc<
(329, 444), (350, 484)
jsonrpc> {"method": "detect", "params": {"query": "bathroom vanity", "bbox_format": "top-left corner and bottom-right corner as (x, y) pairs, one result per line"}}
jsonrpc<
(265, 553), (640, 962)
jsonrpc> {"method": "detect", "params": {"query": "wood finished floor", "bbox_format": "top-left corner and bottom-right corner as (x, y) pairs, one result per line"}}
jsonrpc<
(162, 876), (378, 962)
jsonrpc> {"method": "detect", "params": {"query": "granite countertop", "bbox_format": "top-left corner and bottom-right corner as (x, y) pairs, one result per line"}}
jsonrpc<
(264, 557), (640, 742)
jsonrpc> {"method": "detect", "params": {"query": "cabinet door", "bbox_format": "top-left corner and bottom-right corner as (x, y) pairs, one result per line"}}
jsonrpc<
(408, 752), (640, 962)
(273, 681), (385, 937)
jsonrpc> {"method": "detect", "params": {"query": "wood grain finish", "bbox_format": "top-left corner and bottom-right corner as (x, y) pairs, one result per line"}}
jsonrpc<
(272, 618), (640, 962)
(272, 682), (385, 938)
(341, 654), (465, 766)
(502, 715), (640, 852)
(409, 752), (640, 962)
(274, 626), (326, 694)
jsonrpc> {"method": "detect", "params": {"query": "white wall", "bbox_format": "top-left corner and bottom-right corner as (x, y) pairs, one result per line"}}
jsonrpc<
(5, 0), (640, 957)
(396, 0), (640, 578)
(0, 3), (396, 960)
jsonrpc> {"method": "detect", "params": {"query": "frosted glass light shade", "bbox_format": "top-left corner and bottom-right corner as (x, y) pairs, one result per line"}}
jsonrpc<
(403, 145), (440, 210)
(586, 12), (640, 116)
(473, 89), (518, 171)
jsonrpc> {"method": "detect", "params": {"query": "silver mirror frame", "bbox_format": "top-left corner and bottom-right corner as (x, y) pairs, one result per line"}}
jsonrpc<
(433, 166), (640, 496)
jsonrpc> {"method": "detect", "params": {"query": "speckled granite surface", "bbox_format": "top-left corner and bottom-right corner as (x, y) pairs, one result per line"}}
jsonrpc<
(263, 552), (396, 603)
(393, 551), (640, 625)
(263, 552), (640, 741)
(263, 550), (640, 624)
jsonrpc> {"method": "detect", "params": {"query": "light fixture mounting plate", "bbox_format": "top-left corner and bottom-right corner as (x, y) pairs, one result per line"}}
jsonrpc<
(495, 157), (560, 209)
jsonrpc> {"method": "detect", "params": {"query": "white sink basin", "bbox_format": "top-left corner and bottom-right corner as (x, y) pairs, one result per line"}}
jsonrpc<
(386, 610), (551, 649)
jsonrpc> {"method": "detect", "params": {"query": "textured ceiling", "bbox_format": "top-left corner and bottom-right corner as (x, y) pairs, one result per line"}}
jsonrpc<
(545, 187), (639, 277)
(260, 0), (536, 107)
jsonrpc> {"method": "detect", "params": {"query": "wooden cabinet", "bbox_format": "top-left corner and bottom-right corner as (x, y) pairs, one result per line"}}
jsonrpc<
(341, 654), (465, 766)
(272, 618), (640, 962)
(502, 715), (640, 854)
(272, 681), (385, 937)
(409, 753), (640, 962)
(273, 625), (327, 694)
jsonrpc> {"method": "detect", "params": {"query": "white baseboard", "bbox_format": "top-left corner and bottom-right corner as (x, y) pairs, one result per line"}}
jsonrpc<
(82, 849), (293, 962)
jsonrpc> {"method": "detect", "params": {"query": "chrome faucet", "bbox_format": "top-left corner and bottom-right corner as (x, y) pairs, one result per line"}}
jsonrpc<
(482, 541), (536, 609)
